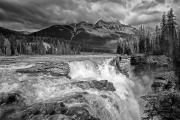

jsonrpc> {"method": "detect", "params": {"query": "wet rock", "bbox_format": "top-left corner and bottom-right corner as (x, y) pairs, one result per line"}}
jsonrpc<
(0, 91), (25, 107)
(131, 55), (170, 67)
(0, 58), (17, 65)
(130, 54), (147, 66)
(66, 107), (100, 120)
(72, 80), (116, 91)
(57, 115), (74, 120)
(90, 80), (115, 91)
(110, 56), (130, 77)
(16, 62), (70, 76)
(0, 98), (100, 120)
(152, 71), (176, 92)
(23, 102), (68, 117)
(146, 55), (170, 67)
(109, 56), (121, 67)
(0, 91), (27, 120)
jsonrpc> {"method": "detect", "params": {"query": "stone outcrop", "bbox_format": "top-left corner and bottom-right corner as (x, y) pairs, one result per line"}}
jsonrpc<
(0, 79), (116, 120)
(130, 54), (170, 67)
(151, 71), (176, 92)
(147, 55), (170, 67)
(0, 91), (101, 120)
(16, 62), (70, 76)
(130, 54), (147, 66)
(71, 80), (116, 91)
(110, 56), (130, 77)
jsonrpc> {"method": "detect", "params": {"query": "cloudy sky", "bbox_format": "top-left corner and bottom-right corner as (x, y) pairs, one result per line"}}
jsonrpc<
(0, 0), (180, 32)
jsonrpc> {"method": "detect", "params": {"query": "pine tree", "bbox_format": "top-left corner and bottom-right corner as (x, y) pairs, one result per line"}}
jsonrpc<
(4, 38), (11, 56)
(16, 40), (22, 54)
(61, 41), (65, 55)
(57, 40), (62, 55)
(39, 40), (46, 55)
(167, 8), (177, 57)
(139, 25), (146, 53)
(65, 42), (71, 54)
(50, 44), (55, 55)
(116, 42), (123, 54)
(0, 48), (2, 55)
(154, 25), (161, 54)
(0, 34), (5, 54)
(160, 12), (167, 53)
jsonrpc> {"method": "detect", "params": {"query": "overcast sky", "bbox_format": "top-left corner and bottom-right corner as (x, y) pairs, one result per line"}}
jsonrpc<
(0, 0), (180, 32)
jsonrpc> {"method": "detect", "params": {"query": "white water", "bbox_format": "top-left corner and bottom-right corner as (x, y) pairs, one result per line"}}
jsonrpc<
(0, 58), (141, 120)
(69, 58), (140, 120)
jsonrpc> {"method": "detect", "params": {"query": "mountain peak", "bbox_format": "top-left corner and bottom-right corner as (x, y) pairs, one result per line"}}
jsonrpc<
(96, 19), (122, 26)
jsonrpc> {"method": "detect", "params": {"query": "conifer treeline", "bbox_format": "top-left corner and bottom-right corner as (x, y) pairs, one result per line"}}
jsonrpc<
(117, 8), (180, 58)
(0, 35), (81, 56)
(139, 9), (180, 120)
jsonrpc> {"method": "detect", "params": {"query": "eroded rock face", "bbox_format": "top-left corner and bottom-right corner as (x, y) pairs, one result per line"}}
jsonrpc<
(71, 80), (116, 91)
(130, 54), (147, 66)
(151, 71), (176, 92)
(0, 79), (117, 120)
(110, 56), (130, 77)
(0, 91), (104, 120)
(131, 55), (170, 67)
(0, 92), (25, 106)
(16, 62), (70, 77)
(0, 58), (140, 120)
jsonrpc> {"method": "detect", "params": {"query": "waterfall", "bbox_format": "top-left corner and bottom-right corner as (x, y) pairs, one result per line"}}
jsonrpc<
(68, 58), (140, 120)
(0, 57), (141, 120)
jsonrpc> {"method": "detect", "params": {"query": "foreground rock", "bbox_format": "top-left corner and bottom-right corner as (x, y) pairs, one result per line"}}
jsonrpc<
(16, 62), (70, 76)
(0, 80), (117, 120)
(0, 92), (100, 120)
(151, 71), (176, 92)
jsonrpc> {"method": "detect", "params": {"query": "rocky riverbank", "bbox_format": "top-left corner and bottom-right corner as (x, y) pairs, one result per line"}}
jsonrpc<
(1, 54), (176, 120)
(130, 54), (180, 120)
(0, 79), (116, 120)
(0, 55), (139, 120)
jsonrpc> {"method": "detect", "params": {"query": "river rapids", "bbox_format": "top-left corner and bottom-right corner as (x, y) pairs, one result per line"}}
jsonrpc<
(0, 57), (140, 120)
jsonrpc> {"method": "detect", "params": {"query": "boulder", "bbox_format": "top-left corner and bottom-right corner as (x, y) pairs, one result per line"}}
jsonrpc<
(71, 80), (116, 91)
(0, 91), (25, 107)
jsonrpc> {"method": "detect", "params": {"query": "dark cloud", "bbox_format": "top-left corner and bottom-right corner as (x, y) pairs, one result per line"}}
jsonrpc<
(0, 0), (179, 31)
(155, 0), (166, 4)
(132, 1), (158, 12)
(0, 0), (55, 30)
(173, 0), (180, 3)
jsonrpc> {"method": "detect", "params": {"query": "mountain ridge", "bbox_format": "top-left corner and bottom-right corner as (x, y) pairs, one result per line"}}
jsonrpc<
(0, 20), (139, 52)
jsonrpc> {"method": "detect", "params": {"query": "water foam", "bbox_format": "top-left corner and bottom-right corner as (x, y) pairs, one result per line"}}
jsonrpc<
(0, 58), (141, 120)
(69, 58), (140, 120)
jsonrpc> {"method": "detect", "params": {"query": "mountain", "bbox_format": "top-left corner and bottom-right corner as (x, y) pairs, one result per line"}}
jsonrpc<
(30, 20), (139, 52)
(18, 31), (31, 35)
(0, 27), (23, 36)
(30, 25), (73, 39)
(95, 20), (138, 35)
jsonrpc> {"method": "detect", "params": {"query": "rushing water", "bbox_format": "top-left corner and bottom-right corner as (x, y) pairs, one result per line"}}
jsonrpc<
(0, 57), (141, 120)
